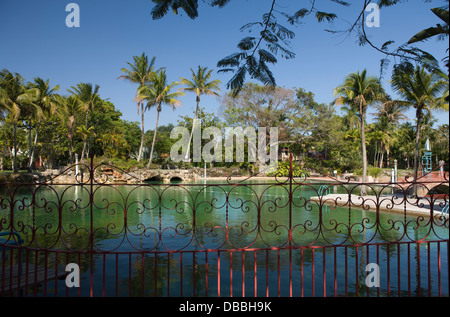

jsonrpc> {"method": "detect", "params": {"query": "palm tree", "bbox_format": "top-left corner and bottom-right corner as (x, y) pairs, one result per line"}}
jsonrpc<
(408, 6), (449, 70)
(436, 72), (449, 108)
(27, 78), (60, 169)
(180, 66), (221, 162)
(391, 64), (448, 186)
(368, 126), (390, 169)
(395, 122), (416, 170)
(372, 98), (409, 167)
(0, 70), (31, 172)
(118, 53), (158, 162)
(334, 70), (384, 195)
(97, 129), (129, 159)
(408, 7), (449, 44)
(341, 104), (361, 131)
(137, 70), (184, 169)
(150, 0), (200, 20)
(76, 125), (96, 159)
(68, 83), (101, 159)
(60, 95), (81, 163)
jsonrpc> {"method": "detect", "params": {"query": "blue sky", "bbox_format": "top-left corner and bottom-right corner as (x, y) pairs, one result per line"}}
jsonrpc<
(0, 0), (448, 129)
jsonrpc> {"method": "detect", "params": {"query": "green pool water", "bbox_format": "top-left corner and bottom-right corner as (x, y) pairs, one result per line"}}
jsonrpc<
(0, 179), (448, 297)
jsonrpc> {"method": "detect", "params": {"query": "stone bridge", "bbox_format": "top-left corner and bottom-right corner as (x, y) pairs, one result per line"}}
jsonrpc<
(99, 167), (204, 184)
(417, 171), (449, 198)
(30, 167), (204, 184)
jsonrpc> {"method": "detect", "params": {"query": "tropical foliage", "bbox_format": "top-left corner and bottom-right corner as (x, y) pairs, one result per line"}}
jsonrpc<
(391, 63), (448, 182)
(334, 70), (384, 194)
(0, 60), (448, 181)
(149, 0), (449, 93)
(136, 70), (184, 168)
(180, 66), (221, 162)
(118, 53), (158, 162)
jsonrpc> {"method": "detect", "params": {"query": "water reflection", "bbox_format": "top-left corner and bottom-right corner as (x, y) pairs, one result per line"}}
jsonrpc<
(1, 180), (448, 251)
(0, 179), (448, 297)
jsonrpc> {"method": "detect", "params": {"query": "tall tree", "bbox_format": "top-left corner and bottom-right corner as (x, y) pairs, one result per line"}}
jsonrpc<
(371, 98), (409, 167)
(179, 66), (221, 162)
(118, 53), (158, 162)
(68, 83), (101, 159)
(395, 122), (416, 169)
(76, 125), (96, 159)
(0, 70), (32, 171)
(27, 77), (60, 169)
(340, 103), (361, 132)
(391, 63), (448, 186)
(137, 70), (184, 168)
(334, 70), (384, 195)
(60, 95), (82, 163)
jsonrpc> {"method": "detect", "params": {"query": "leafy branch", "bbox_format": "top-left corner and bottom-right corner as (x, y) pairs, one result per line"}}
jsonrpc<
(149, 0), (447, 93)
(215, 0), (342, 95)
(330, 0), (449, 78)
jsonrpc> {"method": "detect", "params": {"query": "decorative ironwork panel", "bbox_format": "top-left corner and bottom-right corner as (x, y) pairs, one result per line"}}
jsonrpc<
(0, 157), (448, 297)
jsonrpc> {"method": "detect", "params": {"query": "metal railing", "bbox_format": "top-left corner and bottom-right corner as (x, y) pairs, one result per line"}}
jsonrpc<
(0, 156), (448, 297)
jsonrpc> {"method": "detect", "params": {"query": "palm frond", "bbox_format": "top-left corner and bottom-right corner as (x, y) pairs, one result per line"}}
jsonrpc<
(238, 37), (257, 51)
(258, 49), (278, 64)
(227, 66), (247, 93)
(151, 0), (199, 19)
(315, 11), (337, 23)
(210, 0), (231, 8)
(217, 52), (247, 68)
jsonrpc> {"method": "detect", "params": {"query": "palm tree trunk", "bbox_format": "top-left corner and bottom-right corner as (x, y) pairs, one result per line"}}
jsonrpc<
(413, 108), (422, 196)
(67, 115), (75, 163)
(29, 120), (40, 170)
(82, 140), (87, 159)
(379, 142), (384, 169)
(147, 106), (160, 169)
(13, 121), (18, 172)
(137, 101), (145, 162)
(185, 98), (200, 163)
(82, 110), (89, 159)
(386, 146), (391, 167)
(81, 135), (86, 161)
(69, 136), (73, 163)
(27, 120), (32, 171)
(373, 144), (376, 166)
(360, 105), (368, 196)
(87, 139), (91, 159)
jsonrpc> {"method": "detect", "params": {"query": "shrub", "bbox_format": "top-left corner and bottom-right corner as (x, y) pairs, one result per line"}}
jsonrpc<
(354, 166), (382, 179)
(368, 166), (382, 179)
(267, 161), (310, 178)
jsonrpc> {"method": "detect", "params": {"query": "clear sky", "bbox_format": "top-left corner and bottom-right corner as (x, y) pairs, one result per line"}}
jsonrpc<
(1, 0), (448, 130)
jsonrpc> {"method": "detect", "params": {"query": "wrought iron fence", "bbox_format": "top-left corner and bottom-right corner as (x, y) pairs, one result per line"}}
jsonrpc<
(0, 157), (448, 297)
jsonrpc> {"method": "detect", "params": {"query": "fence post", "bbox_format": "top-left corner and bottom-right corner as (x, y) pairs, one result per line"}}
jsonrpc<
(288, 153), (293, 296)
(89, 153), (94, 297)
(289, 153), (293, 245)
